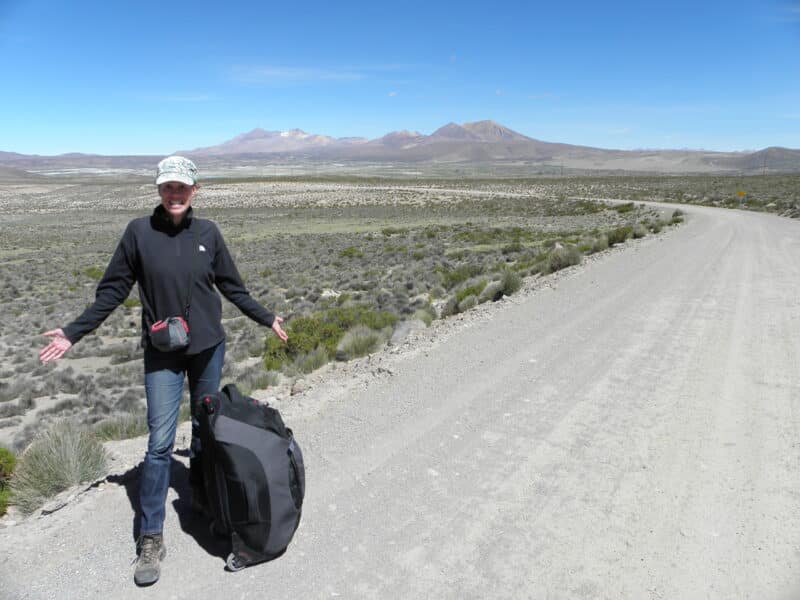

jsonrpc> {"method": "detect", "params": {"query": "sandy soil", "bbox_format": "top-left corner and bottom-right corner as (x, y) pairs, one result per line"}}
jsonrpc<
(1, 203), (799, 599)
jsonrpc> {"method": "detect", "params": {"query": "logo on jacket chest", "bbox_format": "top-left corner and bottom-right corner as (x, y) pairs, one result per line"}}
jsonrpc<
(198, 244), (206, 252)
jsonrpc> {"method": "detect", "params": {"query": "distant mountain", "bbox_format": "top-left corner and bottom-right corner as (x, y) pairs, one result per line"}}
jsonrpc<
(2, 121), (799, 174)
(183, 128), (367, 156)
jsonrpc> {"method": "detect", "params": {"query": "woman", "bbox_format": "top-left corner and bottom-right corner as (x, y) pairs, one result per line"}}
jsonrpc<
(39, 156), (288, 587)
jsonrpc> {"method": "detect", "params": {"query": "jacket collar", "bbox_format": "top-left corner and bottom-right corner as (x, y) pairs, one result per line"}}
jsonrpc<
(152, 204), (193, 232)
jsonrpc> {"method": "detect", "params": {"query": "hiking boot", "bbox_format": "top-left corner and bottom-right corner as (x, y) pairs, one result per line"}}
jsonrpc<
(134, 533), (166, 586)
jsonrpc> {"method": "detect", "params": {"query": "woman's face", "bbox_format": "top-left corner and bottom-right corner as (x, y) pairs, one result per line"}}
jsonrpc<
(158, 182), (197, 223)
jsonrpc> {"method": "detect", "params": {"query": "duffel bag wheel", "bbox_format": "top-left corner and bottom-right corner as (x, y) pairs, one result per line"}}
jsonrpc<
(226, 553), (247, 572)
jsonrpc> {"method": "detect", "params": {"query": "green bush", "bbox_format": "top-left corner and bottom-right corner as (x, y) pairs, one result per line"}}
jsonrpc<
(457, 294), (478, 312)
(84, 267), (105, 280)
(0, 488), (10, 516)
(546, 245), (582, 273)
(499, 270), (523, 296)
(339, 246), (363, 259)
(0, 447), (15, 517)
(607, 225), (633, 245)
(412, 308), (434, 326)
(11, 421), (108, 515)
(479, 281), (504, 303)
(438, 264), (484, 289)
(615, 202), (636, 213)
(382, 226), (409, 236)
(501, 241), (524, 254)
(94, 413), (149, 442)
(440, 295), (460, 317)
(264, 306), (398, 371)
(0, 447), (16, 481)
(122, 297), (141, 308)
(455, 280), (487, 303)
(592, 235), (609, 253)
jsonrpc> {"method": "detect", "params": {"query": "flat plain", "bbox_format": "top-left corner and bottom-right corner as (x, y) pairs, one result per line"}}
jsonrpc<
(1, 173), (681, 451)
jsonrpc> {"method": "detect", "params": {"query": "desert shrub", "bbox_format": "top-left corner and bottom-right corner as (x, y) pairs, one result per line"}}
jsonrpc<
(335, 325), (386, 361)
(11, 421), (108, 515)
(0, 379), (30, 403)
(94, 412), (148, 442)
(0, 448), (13, 516)
(632, 223), (648, 239)
(0, 401), (26, 418)
(122, 297), (141, 308)
(615, 202), (636, 213)
(479, 281), (504, 303)
(440, 295), (460, 317)
(84, 267), (104, 280)
(457, 294), (478, 312)
(607, 225), (633, 245)
(546, 245), (582, 273)
(0, 447), (16, 481)
(438, 264), (484, 289)
(412, 306), (435, 326)
(455, 280), (487, 303)
(293, 347), (329, 374)
(501, 241), (524, 254)
(499, 270), (523, 296)
(382, 226), (409, 236)
(339, 246), (363, 259)
(237, 366), (280, 395)
(592, 235), (610, 252)
(264, 306), (397, 371)
(0, 447), (15, 518)
(0, 487), (10, 516)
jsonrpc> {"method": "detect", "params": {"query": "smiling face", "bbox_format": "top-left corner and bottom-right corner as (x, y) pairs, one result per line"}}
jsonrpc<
(158, 181), (197, 224)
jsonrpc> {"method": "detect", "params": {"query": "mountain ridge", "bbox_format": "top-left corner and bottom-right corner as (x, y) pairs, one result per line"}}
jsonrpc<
(1, 120), (798, 174)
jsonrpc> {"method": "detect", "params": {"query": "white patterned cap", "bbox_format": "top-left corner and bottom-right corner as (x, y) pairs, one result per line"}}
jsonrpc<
(155, 156), (198, 186)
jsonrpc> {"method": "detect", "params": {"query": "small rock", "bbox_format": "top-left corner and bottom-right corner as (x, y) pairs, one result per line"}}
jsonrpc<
(291, 379), (308, 396)
(388, 319), (427, 346)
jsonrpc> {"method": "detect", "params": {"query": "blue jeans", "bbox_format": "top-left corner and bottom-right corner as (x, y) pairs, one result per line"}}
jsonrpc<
(139, 341), (225, 535)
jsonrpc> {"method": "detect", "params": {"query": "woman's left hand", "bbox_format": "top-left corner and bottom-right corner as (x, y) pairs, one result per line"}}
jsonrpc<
(271, 316), (288, 343)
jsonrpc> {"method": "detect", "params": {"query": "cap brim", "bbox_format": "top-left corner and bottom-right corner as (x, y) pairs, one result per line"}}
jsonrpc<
(155, 174), (196, 186)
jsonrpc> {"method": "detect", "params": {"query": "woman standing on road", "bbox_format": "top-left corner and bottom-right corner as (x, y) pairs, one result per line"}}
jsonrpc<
(39, 156), (288, 587)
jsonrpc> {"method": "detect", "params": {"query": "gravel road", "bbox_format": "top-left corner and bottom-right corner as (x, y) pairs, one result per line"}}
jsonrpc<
(2, 204), (799, 599)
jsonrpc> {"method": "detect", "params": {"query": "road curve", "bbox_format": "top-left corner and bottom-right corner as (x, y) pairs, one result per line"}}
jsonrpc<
(2, 204), (799, 599)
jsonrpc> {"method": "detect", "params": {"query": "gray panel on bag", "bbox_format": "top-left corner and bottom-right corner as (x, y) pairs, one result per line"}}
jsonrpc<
(214, 414), (299, 555)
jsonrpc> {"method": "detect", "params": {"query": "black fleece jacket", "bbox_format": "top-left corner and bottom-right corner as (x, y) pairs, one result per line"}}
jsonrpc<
(62, 205), (275, 354)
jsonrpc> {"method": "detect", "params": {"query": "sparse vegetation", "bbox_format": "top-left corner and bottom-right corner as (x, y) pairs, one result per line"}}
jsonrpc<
(335, 325), (387, 361)
(0, 174), (685, 451)
(0, 446), (16, 516)
(94, 412), (149, 442)
(10, 421), (107, 514)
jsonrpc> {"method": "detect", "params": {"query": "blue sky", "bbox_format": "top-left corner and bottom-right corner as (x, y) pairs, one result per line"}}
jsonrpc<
(1, 0), (799, 155)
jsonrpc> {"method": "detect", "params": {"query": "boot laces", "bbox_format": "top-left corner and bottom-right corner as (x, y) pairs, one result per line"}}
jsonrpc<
(138, 535), (160, 564)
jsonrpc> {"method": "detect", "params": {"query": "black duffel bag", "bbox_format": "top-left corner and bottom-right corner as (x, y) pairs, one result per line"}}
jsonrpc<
(196, 383), (305, 571)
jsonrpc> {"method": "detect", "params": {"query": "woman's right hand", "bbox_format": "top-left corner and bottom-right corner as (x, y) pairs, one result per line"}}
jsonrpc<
(39, 329), (73, 363)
